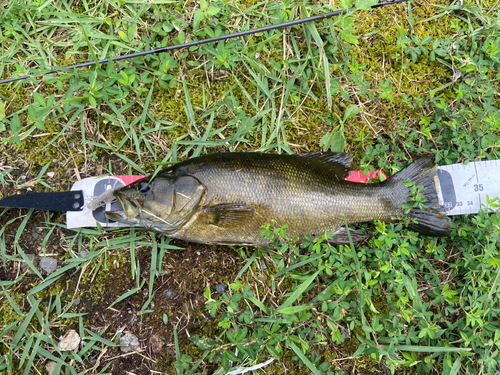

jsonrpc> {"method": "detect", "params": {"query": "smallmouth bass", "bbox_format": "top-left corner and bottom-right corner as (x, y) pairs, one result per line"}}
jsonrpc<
(106, 152), (451, 246)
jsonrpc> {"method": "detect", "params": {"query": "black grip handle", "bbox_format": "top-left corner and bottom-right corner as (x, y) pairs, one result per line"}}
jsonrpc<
(0, 191), (84, 212)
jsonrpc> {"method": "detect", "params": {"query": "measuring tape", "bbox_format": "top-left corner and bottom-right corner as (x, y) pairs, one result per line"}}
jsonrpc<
(63, 160), (500, 229)
(437, 159), (500, 216)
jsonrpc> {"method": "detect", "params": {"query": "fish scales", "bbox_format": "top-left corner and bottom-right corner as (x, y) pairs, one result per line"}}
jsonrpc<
(107, 152), (451, 246)
(169, 155), (388, 245)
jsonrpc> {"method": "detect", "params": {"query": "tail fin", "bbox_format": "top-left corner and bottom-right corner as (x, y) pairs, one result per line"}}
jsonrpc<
(388, 155), (452, 237)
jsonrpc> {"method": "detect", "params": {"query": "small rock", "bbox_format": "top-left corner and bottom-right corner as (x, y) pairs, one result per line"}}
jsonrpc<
(47, 172), (55, 178)
(39, 257), (58, 274)
(73, 297), (81, 306)
(45, 361), (57, 375)
(31, 232), (39, 239)
(78, 249), (89, 258)
(20, 254), (37, 274)
(68, 142), (74, 148)
(260, 260), (268, 270)
(165, 290), (175, 298)
(119, 333), (140, 353)
(149, 335), (164, 353)
(58, 329), (80, 351)
(215, 283), (225, 295)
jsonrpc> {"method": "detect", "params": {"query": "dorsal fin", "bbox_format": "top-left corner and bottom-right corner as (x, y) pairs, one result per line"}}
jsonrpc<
(298, 152), (353, 179)
(298, 152), (353, 169)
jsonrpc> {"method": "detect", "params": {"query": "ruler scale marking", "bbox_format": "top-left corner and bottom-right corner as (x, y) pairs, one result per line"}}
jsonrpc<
(437, 160), (500, 216)
(474, 162), (480, 209)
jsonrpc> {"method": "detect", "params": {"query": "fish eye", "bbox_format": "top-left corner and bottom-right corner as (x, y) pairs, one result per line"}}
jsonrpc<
(139, 182), (151, 193)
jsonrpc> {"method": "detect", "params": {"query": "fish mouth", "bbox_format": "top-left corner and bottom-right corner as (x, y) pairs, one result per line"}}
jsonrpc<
(105, 210), (129, 222)
(104, 193), (140, 223)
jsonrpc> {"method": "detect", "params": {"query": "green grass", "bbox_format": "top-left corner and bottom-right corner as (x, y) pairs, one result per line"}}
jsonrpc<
(1, 0), (500, 374)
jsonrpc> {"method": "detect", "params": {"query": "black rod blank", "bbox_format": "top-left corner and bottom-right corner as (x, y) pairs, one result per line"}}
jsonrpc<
(0, 0), (409, 85)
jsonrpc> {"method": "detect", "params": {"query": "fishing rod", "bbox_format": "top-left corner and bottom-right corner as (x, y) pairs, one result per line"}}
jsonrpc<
(0, 0), (409, 85)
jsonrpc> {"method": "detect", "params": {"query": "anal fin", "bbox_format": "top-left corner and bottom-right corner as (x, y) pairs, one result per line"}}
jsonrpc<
(330, 227), (369, 245)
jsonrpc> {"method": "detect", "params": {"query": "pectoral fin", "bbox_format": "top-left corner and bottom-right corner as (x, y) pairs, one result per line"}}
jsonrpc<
(330, 227), (369, 245)
(203, 203), (255, 227)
